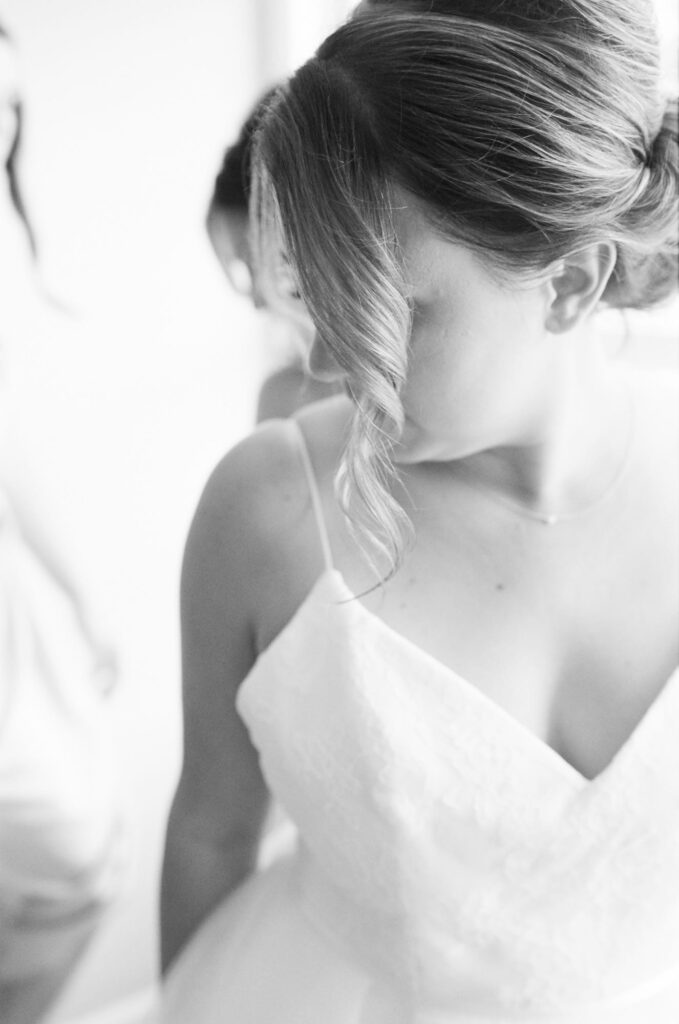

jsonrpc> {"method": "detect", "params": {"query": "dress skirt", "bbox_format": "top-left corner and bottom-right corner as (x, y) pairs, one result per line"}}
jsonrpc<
(160, 854), (412, 1024)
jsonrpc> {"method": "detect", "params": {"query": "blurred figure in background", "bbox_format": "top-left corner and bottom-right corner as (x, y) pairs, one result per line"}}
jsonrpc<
(206, 89), (340, 422)
(0, 26), (124, 1024)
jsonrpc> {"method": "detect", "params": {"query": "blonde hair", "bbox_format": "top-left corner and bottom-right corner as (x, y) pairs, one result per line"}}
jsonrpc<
(252, 103), (413, 576)
(253, 1), (678, 575)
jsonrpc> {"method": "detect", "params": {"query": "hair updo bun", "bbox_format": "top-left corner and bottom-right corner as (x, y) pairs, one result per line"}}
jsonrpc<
(605, 96), (678, 309)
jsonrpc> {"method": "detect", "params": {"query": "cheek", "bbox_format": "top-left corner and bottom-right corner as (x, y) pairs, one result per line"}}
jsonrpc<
(405, 307), (480, 400)
(401, 307), (533, 427)
(401, 341), (462, 424)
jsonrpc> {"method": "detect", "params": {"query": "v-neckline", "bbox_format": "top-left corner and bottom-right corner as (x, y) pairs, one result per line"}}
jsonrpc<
(247, 568), (679, 789)
(332, 570), (679, 788)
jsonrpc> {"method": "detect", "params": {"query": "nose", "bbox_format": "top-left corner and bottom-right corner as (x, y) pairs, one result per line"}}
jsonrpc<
(307, 332), (345, 383)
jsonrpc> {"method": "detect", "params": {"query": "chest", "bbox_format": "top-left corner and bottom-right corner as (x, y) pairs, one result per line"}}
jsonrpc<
(344, 499), (679, 781)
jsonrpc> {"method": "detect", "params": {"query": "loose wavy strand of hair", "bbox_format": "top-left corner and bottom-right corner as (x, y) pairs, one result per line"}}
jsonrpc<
(252, 81), (414, 579)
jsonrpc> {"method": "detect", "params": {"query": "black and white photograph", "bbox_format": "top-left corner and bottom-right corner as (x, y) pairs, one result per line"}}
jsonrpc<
(1, 2), (677, 1022)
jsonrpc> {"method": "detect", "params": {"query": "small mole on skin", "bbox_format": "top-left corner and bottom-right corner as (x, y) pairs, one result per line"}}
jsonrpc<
(495, 582), (505, 592)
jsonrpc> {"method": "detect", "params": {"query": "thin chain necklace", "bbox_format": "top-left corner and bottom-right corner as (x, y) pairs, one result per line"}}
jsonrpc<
(450, 389), (637, 527)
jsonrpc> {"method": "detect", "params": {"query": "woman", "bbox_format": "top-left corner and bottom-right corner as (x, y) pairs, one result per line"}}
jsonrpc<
(206, 88), (340, 421)
(0, 27), (123, 1024)
(161, 1), (679, 1020)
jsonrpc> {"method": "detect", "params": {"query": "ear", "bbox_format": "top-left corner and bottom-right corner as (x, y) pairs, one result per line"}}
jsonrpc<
(544, 242), (616, 334)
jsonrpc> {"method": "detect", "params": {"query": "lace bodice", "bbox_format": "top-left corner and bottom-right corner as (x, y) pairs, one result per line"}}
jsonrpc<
(237, 567), (679, 1020)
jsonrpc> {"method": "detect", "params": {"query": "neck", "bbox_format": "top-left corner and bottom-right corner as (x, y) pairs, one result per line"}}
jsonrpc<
(458, 330), (632, 519)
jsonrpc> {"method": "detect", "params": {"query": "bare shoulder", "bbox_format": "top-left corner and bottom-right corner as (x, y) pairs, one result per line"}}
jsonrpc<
(184, 419), (314, 622)
(183, 401), (352, 651)
(192, 396), (352, 556)
(190, 418), (311, 545)
(625, 364), (679, 521)
(631, 362), (679, 398)
(622, 298), (679, 372)
(629, 364), (679, 450)
(293, 393), (354, 480)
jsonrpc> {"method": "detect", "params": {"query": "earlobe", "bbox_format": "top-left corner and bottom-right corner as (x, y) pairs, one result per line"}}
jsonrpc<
(545, 243), (616, 334)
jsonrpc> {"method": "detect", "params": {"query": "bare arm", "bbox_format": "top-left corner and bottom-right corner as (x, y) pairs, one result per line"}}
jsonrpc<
(160, 432), (285, 974)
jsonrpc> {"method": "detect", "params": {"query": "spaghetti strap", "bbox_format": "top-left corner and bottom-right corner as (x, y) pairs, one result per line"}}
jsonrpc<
(288, 419), (334, 572)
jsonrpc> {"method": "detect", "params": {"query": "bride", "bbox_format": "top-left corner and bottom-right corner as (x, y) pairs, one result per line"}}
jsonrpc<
(160, 1), (679, 1020)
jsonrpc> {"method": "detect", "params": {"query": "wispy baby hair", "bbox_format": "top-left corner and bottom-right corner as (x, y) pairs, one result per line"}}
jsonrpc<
(252, 0), (678, 575)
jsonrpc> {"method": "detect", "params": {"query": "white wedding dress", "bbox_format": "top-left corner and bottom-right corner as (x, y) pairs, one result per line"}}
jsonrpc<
(161, 422), (679, 1023)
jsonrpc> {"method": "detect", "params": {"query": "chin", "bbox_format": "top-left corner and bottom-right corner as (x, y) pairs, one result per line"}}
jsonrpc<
(393, 420), (436, 464)
(394, 418), (484, 466)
